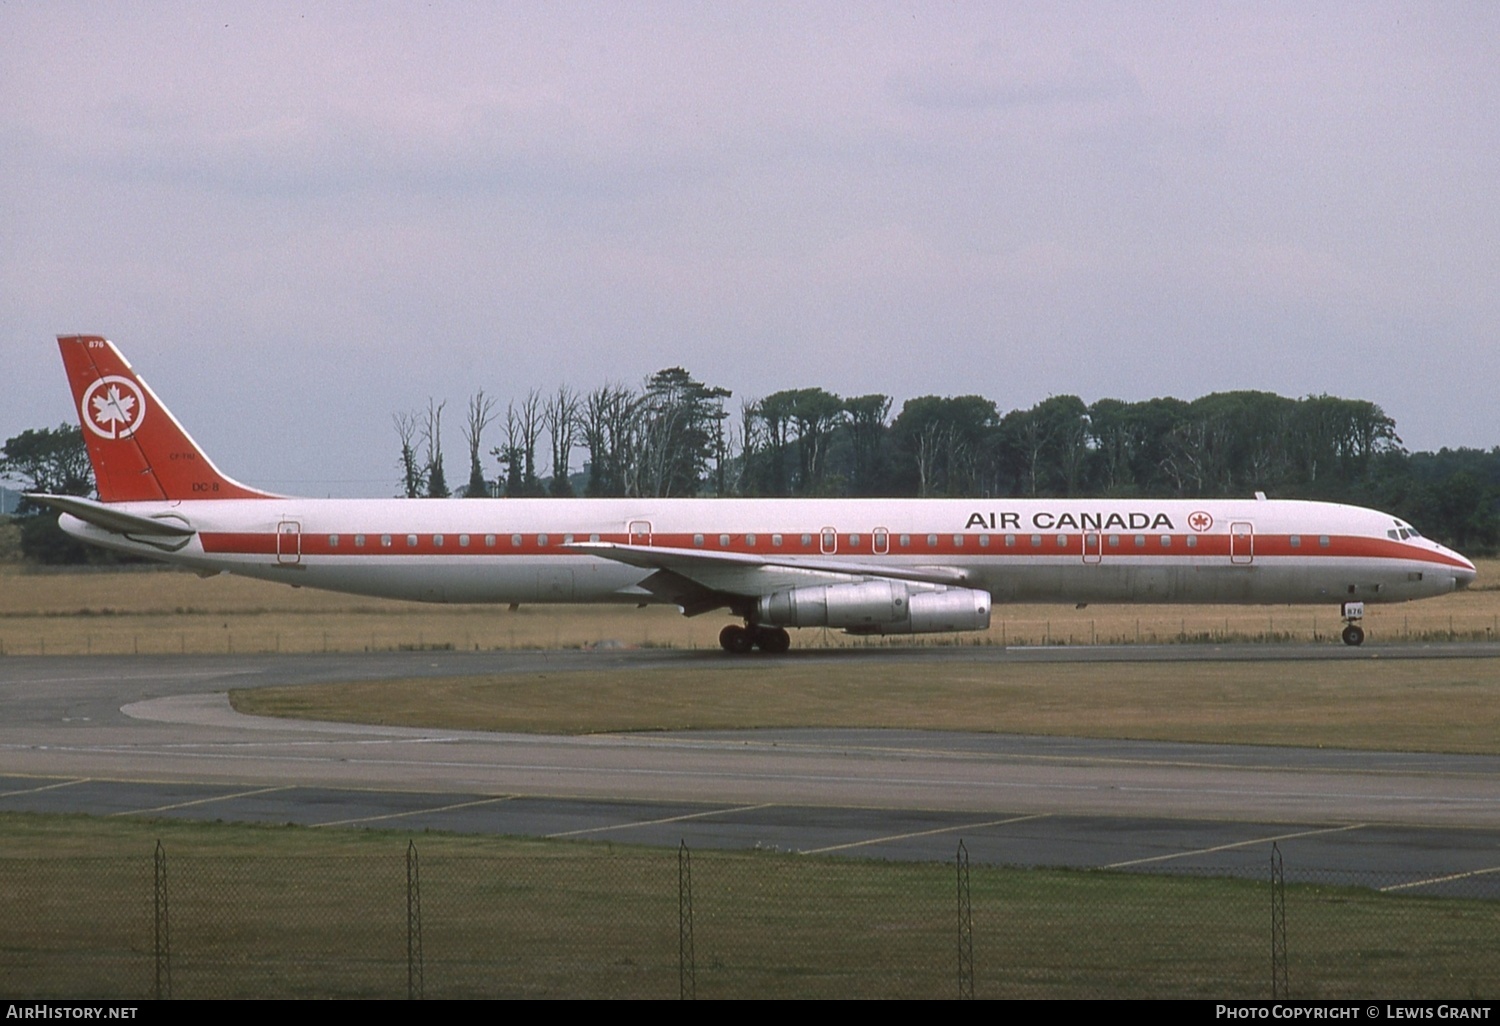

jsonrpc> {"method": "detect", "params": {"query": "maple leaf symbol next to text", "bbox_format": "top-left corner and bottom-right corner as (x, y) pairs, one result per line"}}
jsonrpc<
(92, 386), (137, 430)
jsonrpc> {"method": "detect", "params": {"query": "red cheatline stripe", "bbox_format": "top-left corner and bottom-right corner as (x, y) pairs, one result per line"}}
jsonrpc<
(195, 531), (1470, 569)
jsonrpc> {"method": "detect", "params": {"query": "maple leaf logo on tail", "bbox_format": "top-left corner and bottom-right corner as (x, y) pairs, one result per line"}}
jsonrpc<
(80, 376), (147, 440)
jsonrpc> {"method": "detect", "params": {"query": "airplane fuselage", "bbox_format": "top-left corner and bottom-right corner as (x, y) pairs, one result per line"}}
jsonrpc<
(62, 494), (1473, 608)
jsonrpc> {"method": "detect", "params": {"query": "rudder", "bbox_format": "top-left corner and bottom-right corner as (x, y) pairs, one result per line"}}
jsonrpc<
(58, 335), (277, 502)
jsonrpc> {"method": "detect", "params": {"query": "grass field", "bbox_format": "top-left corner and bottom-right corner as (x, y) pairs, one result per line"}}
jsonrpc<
(3, 813), (1495, 999)
(229, 651), (1500, 753)
(3, 558), (1498, 656)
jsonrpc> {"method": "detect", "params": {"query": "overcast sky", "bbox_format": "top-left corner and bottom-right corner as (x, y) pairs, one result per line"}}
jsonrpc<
(3, 2), (1497, 497)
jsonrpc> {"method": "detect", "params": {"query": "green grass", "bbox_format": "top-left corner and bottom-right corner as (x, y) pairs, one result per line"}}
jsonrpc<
(2, 813), (1497, 999)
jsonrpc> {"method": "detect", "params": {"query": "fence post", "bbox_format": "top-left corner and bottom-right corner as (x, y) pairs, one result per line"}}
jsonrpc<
(678, 840), (695, 1000)
(407, 840), (424, 1000)
(957, 840), (973, 999)
(1271, 842), (1288, 999)
(153, 840), (171, 1000)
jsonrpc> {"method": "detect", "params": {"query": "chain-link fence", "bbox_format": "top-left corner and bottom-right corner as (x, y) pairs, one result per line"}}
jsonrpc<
(3, 841), (1497, 999)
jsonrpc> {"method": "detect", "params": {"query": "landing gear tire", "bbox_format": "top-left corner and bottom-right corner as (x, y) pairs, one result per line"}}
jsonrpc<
(719, 624), (755, 654)
(755, 626), (791, 654)
(1341, 624), (1365, 647)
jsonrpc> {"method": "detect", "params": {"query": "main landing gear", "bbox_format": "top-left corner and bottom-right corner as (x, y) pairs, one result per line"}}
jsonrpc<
(719, 623), (792, 655)
(1340, 601), (1365, 647)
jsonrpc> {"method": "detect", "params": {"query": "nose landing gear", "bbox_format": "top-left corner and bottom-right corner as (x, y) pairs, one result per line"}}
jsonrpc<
(719, 623), (792, 654)
(1340, 601), (1365, 646)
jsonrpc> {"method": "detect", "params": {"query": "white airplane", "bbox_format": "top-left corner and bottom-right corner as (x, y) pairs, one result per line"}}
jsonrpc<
(32, 335), (1476, 652)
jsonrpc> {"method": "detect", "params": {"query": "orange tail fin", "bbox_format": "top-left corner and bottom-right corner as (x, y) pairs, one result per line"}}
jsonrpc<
(59, 335), (277, 502)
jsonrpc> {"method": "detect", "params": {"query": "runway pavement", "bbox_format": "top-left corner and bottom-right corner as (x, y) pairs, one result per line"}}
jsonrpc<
(2, 645), (1499, 889)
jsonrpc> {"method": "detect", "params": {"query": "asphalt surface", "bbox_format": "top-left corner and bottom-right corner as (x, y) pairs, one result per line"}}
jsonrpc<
(2, 644), (1499, 892)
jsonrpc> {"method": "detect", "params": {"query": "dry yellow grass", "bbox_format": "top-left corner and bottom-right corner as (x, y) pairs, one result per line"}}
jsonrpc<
(230, 655), (1500, 753)
(1, 559), (1496, 656)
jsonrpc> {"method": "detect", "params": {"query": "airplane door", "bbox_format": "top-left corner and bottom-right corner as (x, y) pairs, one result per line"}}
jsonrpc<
(276, 520), (301, 565)
(1230, 521), (1254, 565)
(1083, 532), (1102, 565)
(628, 520), (652, 547)
(873, 528), (889, 555)
(820, 527), (837, 554)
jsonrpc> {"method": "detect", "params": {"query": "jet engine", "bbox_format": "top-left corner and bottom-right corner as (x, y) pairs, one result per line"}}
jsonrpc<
(755, 580), (992, 635)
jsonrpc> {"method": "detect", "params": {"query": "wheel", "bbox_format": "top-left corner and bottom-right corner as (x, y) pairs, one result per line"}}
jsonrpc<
(1341, 624), (1364, 647)
(755, 626), (792, 654)
(719, 624), (754, 654)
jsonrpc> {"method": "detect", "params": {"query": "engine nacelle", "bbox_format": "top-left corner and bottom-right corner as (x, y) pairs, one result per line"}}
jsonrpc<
(755, 581), (992, 635)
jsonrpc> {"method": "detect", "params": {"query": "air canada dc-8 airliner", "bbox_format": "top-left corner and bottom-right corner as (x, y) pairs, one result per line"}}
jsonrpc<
(31, 335), (1476, 652)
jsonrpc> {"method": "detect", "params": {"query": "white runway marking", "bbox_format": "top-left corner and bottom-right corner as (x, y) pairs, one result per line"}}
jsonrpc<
(312, 795), (516, 828)
(0, 777), (90, 798)
(108, 785), (294, 817)
(548, 803), (777, 838)
(1379, 865), (1500, 892)
(1103, 824), (1366, 868)
(802, 814), (1050, 854)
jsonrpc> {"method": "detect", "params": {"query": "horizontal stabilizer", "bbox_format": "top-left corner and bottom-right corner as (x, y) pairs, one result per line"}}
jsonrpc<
(27, 494), (196, 536)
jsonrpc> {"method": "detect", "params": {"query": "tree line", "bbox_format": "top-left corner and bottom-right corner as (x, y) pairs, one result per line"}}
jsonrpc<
(392, 370), (1500, 556)
(4, 376), (1498, 563)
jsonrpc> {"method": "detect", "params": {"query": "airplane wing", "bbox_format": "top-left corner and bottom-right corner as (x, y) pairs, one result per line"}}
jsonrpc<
(567, 540), (973, 614)
(26, 494), (196, 537)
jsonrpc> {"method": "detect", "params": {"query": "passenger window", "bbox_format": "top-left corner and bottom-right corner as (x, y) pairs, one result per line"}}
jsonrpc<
(693, 533), (704, 547)
(407, 534), (418, 547)
(1289, 535), (1301, 548)
(801, 534), (812, 547)
(1135, 535), (1145, 548)
(1056, 534), (1067, 548)
(590, 533), (599, 542)
(460, 534), (470, 547)
(1159, 536), (1171, 548)
(381, 535), (392, 548)
(849, 534), (861, 546)
(328, 535), (339, 547)
(1108, 535), (1120, 547)
(1005, 534), (1016, 547)
(485, 534), (496, 547)
(1030, 534), (1042, 548)
(1186, 536), (1197, 548)
(537, 534), (548, 546)
(951, 535), (962, 547)
(927, 534), (938, 547)
(899, 534), (910, 547)
(511, 534), (522, 547)
(355, 534), (365, 547)
(747, 534), (758, 546)
(772, 534), (783, 547)
(562, 534), (573, 544)
(1319, 536), (1330, 547)
(720, 534), (730, 547)
(433, 534), (444, 546)
(979, 535), (990, 548)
